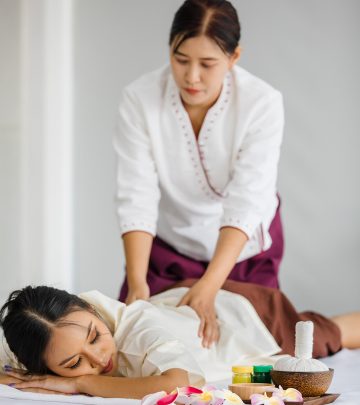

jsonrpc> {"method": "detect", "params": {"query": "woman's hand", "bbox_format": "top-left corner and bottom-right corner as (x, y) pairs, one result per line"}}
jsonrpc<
(177, 227), (248, 347)
(0, 372), (22, 386)
(4, 368), (79, 395)
(126, 280), (150, 304)
(177, 280), (220, 348)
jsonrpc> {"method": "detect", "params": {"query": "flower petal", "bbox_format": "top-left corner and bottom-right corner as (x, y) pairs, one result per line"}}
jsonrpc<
(179, 386), (204, 395)
(268, 397), (284, 405)
(157, 392), (178, 405)
(271, 386), (303, 402)
(214, 389), (243, 403)
(250, 393), (269, 405)
(250, 393), (285, 405)
(188, 391), (214, 405)
(282, 388), (303, 402)
(141, 391), (167, 405)
(202, 385), (217, 392)
(213, 390), (226, 400)
(176, 395), (193, 405)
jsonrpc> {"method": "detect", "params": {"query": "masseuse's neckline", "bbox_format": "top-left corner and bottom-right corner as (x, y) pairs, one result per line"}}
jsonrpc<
(168, 71), (233, 200)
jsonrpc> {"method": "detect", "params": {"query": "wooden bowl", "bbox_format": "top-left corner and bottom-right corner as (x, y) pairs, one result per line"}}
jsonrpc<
(228, 383), (275, 400)
(270, 368), (334, 397)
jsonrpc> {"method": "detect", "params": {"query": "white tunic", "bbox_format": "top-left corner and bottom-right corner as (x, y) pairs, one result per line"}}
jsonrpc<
(114, 65), (284, 262)
(79, 288), (281, 385)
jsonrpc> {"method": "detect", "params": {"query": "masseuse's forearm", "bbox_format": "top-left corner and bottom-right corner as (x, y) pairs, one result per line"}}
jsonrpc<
(122, 231), (153, 286)
(76, 368), (189, 399)
(202, 227), (248, 290)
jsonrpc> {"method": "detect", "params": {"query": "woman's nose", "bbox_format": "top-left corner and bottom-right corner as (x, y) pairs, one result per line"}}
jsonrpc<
(85, 348), (107, 368)
(185, 65), (200, 85)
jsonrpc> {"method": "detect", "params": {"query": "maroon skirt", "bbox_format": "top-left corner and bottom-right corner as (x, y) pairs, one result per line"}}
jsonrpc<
(119, 200), (284, 301)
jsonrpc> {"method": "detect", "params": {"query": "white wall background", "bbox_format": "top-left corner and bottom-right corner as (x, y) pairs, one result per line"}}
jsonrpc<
(1, 0), (359, 315)
(0, 0), (21, 301)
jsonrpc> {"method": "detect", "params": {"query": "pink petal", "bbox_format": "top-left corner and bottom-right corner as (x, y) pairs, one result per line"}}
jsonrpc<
(142, 391), (167, 405)
(250, 393), (267, 405)
(202, 385), (217, 392)
(157, 392), (178, 405)
(179, 386), (203, 395)
(192, 401), (212, 405)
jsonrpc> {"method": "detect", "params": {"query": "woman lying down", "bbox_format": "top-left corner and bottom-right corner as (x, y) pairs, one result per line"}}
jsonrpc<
(0, 280), (359, 399)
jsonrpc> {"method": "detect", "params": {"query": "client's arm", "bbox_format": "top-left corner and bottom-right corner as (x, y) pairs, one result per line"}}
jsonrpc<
(5, 368), (189, 399)
(77, 368), (189, 398)
(0, 373), (61, 395)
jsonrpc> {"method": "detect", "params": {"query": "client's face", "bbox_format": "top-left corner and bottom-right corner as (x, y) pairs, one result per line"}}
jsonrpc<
(44, 310), (118, 377)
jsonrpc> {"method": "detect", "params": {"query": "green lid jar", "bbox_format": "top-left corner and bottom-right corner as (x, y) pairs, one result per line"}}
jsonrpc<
(232, 366), (253, 384)
(252, 365), (273, 384)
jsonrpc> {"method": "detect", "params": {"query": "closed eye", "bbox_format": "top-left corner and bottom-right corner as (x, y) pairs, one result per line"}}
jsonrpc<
(175, 58), (188, 65)
(69, 357), (82, 369)
(201, 63), (216, 68)
(90, 328), (100, 344)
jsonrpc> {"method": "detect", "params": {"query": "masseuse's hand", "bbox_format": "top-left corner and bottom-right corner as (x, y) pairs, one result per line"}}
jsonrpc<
(177, 279), (220, 349)
(4, 368), (78, 395)
(126, 280), (150, 304)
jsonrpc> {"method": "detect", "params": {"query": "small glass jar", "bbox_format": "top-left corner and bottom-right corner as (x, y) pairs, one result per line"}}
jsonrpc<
(252, 365), (273, 384)
(232, 366), (253, 384)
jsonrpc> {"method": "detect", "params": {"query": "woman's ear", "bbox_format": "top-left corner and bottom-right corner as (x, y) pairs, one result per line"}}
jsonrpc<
(229, 46), (242, 69)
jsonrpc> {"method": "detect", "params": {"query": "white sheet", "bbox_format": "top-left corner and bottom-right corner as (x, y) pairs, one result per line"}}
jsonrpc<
(0, 349), (359, 405)
(321, 348), (360, 404)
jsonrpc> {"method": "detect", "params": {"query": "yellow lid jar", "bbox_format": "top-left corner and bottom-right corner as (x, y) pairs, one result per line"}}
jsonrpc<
(232, 366), (253, 384)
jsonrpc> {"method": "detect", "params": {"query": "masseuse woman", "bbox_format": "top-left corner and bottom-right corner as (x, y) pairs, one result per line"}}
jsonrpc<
(114, 0), (285, 347)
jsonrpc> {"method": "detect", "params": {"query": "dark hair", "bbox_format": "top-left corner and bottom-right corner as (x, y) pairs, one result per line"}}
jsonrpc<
(0, 285), (95, 374)
(169, 0), (241, 54)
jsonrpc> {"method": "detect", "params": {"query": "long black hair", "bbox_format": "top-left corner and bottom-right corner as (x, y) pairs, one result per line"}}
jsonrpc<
(0, 285), (95, 374)
(169, 0), (241, 54)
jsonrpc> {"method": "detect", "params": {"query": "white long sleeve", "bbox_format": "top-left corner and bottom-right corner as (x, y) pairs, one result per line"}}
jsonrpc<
(114, 87), (161, 236)
(221, 91), (284, 241)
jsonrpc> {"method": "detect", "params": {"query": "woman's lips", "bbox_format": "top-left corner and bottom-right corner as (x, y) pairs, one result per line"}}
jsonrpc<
(102, 357), (113, 374)
(184, 88), (201, 95)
